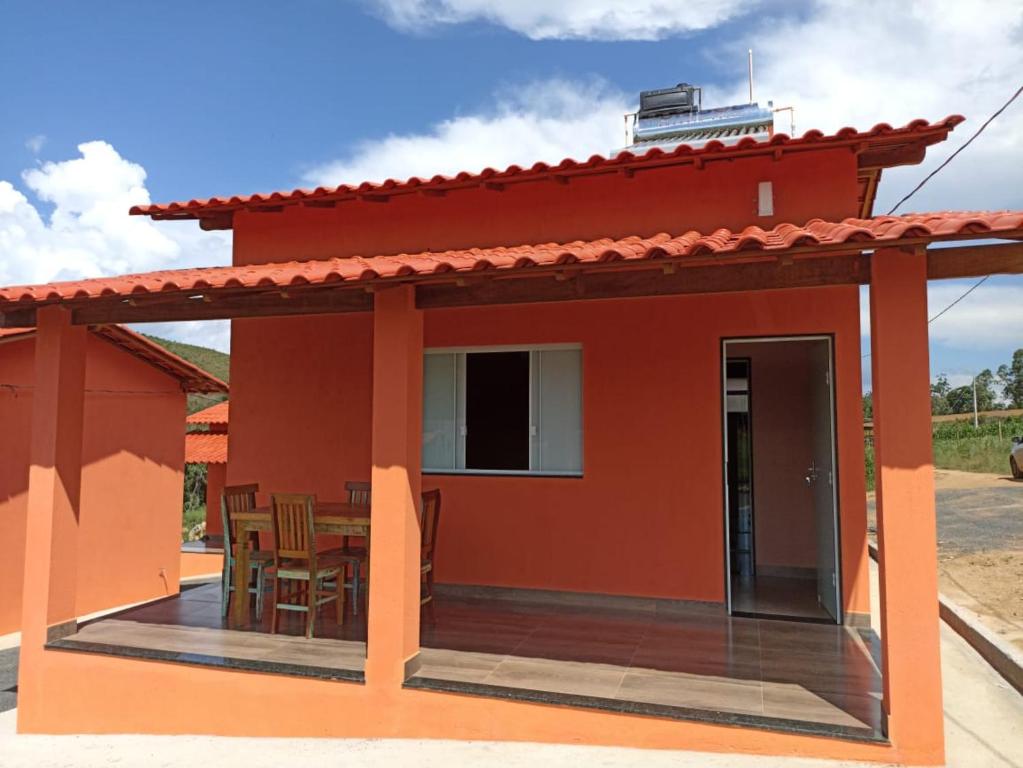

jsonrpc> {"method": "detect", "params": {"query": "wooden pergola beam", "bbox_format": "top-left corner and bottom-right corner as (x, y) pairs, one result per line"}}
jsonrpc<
(925, 241), (1023, 279)
(1, 240), (1020, 328)
(415, 255), (872, 309)
(0, 285), (375, 327)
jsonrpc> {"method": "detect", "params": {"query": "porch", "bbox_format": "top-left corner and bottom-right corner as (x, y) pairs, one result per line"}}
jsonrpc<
(12, 208), (1022, 764)
(51, 581), (883, 740)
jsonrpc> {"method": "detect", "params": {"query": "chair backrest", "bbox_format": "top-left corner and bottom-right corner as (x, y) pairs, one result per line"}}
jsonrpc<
(420, 489), (441, 563)
(221, 483), (259, 561)
(345, 480), (371, 507)
(270, 493), (317, 570)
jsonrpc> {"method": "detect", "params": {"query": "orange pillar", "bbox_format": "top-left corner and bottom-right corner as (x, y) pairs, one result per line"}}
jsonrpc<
(205, 462), (228, 537)
(869, 247), (944, 764)
(366, 285), (423, 689)
(18, 305), (87, 730)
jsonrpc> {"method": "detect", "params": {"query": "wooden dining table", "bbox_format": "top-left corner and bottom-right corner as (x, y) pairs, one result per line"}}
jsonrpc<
(230, 501), (371, 627)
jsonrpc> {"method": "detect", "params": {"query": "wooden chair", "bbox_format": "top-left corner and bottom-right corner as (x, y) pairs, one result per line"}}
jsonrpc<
(269, 493), (344, 639)
(327, 481), (371, 615)
(221, 483), (274, 621)
(420, 489), (442, 611)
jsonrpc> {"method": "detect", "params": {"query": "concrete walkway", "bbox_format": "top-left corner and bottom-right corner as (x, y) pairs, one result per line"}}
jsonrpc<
(1, 612), (1020, 767)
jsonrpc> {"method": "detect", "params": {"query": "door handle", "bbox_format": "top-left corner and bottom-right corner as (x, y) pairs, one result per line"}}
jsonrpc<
(805, 460), (819, 487)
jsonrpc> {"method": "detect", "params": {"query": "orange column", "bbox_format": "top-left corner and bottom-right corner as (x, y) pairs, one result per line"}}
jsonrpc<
(366, 285), (423, 689)
(18, 306), (87, 729)
(869, 247), (944, 764)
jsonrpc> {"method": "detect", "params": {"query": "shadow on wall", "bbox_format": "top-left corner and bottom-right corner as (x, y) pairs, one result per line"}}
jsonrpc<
(0, 334), (188, 634)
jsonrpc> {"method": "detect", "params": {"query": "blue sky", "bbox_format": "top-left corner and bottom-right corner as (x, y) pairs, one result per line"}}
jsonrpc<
(1, 1), (1021, 391)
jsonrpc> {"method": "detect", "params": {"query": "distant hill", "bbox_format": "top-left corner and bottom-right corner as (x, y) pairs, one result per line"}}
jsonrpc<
(146, 335), (230, 414)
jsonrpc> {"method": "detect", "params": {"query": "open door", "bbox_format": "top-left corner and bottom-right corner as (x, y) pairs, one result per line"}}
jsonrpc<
(808, 339), (842, 622)
(723, 336), (842, 624)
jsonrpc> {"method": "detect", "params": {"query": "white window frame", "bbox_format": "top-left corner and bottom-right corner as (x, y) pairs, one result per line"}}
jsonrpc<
(423, 343), (583, 477)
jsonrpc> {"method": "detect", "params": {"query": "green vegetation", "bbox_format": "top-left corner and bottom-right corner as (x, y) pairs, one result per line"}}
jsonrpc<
(863, 348), (1023, 487)
(182, 463), (208, 541)
(142, 333), (230, 538)
(865, 417), (1023, 491)
(931, 348), (1023, 415)
(145, 334), (230, 414)
(932, 417), (1023, 475)
(146, 335), (230, 383)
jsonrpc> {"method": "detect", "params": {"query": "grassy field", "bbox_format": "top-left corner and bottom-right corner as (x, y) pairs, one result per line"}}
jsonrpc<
(865, 417), (1022, 490)
(933, 434), (1018, 474)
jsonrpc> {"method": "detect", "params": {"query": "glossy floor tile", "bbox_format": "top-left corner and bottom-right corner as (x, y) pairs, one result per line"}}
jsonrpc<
(65, 581), (883, 734)
(731, 575), (833, 621)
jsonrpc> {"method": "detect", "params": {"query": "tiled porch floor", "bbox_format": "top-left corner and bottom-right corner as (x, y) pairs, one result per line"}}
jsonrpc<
(56, 582), (883, 739)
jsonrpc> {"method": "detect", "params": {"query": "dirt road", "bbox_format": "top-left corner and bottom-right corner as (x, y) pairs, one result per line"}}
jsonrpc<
(869, 469), (1023, 652)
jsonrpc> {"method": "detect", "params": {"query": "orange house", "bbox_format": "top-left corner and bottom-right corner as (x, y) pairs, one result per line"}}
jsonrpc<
(179, 401), (229, 579)
(0, 324), (226, 636)
(3, 111), (1022, 766)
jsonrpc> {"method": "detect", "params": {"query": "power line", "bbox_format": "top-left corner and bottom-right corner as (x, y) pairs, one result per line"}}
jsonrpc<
(927, 274), (991, 324)
(861, 274), (994, 359)
(861, 81), (1023, 362)
(886, 81), (1023, 215)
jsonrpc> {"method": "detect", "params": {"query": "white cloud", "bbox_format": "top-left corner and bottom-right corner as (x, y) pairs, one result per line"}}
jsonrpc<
(365, 0), (749, 40)
(25, 134), (46, 154)
(926, 281), (1023, 350)
(714, 0), (1023, 214)
(0, 141), (231, 352)
(304, 79), (630, 186)
(860, 280), (1022, 349)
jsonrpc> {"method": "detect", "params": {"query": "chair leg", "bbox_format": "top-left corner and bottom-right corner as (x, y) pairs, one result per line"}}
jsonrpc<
(221, 561), (230, 619)
(352, 563), (360, 616)
(306, 578), (316, 639)
(254, 565), (264, 622)
(336, 573), (344, 627)
(271, 575), (280, 634)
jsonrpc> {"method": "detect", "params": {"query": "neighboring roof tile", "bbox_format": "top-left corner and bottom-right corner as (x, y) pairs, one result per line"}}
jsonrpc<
(0, 211), (1020, 307)
(0, 323), (227, 393)
(129, 117), (964, 224)
(184, 432), (227, 464)
(187, 401), (229, 426)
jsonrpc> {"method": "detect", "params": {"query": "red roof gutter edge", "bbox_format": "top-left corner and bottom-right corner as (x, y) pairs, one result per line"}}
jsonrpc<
(91, 325), (228, 394)
(128, 116), (965, 221)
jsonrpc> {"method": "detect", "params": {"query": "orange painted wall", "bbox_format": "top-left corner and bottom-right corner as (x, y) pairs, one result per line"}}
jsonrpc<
(729, 341), (817, 570)
(232, 149), (860, 265)
(180, 551), (222, 579)
(16, 646), (925, 764)
(227, 286), (869, 614)
(0, 335), (185, 634)
(205, 462), (227, 537)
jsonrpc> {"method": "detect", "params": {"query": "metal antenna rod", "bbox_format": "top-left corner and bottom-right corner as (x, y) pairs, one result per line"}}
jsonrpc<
(748, 49), (754, 103)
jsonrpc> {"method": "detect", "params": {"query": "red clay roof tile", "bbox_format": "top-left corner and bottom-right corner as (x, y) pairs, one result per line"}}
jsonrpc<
(129, 117), (964, 223)
(184, 432), (227, 464)
(186, 401), (229, 426)
(0, 211), (1020, 307)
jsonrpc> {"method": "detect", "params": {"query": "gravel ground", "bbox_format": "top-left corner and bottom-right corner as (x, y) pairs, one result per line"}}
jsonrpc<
(867, 471), (1023, 553)
(869, 470), (1023, 652)
(0, 647), (17, 713)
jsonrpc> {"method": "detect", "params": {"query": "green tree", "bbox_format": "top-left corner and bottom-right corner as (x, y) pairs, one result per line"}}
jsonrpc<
(975, 368), (998, 411)
(931, 374), (952, 415)
(946, 370), (998, 414)
(946, 385), (973, 414)
(862, 391), (873, 421)
(997, 349), (1023, 408)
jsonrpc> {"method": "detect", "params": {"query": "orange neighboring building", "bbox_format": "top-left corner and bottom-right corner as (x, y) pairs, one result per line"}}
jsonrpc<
(2, 105), (1022, 766)
(179, 401), (230, 579)
(0, 324), (226, 635)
